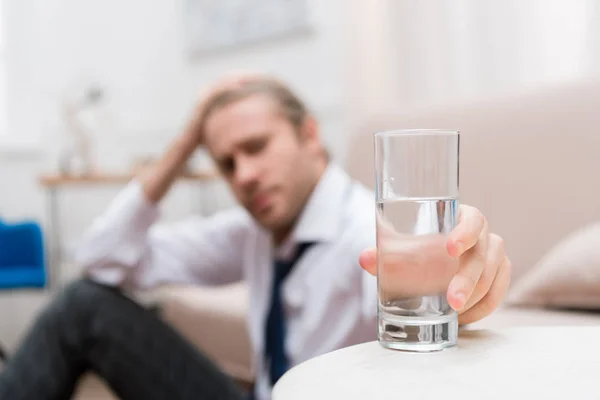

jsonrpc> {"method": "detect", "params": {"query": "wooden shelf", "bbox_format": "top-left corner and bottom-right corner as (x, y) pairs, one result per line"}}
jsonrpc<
(39, 171), (219, 187)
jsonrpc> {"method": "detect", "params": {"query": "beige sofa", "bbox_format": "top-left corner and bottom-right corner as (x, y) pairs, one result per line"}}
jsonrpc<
(76, 79), (600, 397)
(346, 79), (600, 330)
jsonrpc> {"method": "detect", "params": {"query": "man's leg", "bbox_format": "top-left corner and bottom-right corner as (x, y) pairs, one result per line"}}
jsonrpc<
(0, 279), (245, 400)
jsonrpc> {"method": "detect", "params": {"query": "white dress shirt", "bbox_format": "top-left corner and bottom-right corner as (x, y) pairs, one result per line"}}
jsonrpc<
(76, 163), (378, 400)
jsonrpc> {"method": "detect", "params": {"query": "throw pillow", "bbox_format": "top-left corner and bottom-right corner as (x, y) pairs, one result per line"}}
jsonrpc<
(507, 222), (600, 310)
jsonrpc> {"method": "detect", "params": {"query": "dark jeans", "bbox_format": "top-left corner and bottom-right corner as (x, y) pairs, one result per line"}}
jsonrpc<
(0, 279), (246, 400)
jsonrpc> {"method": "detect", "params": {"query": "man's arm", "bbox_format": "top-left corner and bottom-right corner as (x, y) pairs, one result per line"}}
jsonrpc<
(140, 129), (200, 204)
(140, 73), (254, 203)
(75, 182), (250, 289)
(75, 76), (255, 289)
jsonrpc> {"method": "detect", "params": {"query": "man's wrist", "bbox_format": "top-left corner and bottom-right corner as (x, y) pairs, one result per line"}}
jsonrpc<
(176, 129), (201, 159)
(180, 126), (199, 145)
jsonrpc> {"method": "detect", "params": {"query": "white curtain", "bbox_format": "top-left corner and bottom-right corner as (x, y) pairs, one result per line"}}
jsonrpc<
(351, 0), (600, 114)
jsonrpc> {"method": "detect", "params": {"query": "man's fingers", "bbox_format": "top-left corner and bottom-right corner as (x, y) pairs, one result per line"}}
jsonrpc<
(365, 235), (457, 298)
(447, 205), (487, 258)
(461, 233), (505, 312)
(447, 222), (489, 311)
(359, 247), (377, 275)
(458, 256), (512, 325)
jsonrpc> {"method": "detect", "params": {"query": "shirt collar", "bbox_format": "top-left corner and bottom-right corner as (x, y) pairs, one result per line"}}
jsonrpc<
(286, 162), (353, 246)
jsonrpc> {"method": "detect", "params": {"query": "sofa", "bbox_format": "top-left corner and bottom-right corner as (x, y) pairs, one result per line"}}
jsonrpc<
(75, 79), (600, 398)
(345, 79), (600, 330)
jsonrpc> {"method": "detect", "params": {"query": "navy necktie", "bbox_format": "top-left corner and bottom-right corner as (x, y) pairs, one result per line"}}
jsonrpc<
(264, 242), (314, 385)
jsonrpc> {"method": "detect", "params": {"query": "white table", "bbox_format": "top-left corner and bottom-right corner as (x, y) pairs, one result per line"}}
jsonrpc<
(273, 326), (596, 399)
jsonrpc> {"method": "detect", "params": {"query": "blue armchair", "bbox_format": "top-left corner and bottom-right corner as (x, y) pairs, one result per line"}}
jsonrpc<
(0, 218), (47, 289)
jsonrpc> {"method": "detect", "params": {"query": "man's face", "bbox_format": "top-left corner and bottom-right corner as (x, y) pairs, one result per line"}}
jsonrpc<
(203, 94), (322, 235)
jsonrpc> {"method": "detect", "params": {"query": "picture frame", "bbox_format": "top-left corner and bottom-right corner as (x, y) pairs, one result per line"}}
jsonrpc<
(183, 0), (312, 56)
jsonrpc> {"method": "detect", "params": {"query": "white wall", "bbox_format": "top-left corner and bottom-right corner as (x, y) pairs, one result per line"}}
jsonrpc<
(4, 0), (600, 257)
(5, 0), (354, 164)
(0, 0), (357, 263)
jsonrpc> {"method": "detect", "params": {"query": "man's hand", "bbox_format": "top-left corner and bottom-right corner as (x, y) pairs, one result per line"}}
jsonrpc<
(142, 73), (259, 203)
(183, 73), (261, 146)
(359, 205), (511, 325)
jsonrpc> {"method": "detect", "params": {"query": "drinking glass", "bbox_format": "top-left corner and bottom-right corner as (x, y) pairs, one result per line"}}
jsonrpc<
(374, 129), (460, 351)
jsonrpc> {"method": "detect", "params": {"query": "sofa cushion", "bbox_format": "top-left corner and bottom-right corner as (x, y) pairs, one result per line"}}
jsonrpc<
(153, 282), (253, 383)
(507, 222), (600, 310)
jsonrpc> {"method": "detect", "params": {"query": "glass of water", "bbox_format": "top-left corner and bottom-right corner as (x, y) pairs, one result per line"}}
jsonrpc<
(375, 129), (460, 352)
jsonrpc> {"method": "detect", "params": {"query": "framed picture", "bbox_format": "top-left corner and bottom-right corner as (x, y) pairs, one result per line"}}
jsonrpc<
(183, 0), (312, 55)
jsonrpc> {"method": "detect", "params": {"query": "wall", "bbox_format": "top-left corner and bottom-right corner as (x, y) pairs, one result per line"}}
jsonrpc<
(5, 0), (354, 161)
(0, 0), (356, 262)
(4, 0), (600, 260)
(348, 0), (600, 115)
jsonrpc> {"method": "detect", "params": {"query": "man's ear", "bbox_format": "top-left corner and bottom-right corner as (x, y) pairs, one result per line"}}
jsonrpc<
(299, 115), (320, 143)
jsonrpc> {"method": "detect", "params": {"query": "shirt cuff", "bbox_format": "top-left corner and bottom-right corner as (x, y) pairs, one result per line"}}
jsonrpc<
(87, 266), (129, 286)
(107, 179), (160, 232)
(80, 179), (159, 286)
(362, 270), (378, 319)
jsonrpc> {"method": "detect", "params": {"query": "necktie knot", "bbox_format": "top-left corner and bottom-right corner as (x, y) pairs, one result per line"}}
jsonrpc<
(273, 241), (314, 281)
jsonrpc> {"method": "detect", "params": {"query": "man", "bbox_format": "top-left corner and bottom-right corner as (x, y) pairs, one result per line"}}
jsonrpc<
(0, 75), (511, 400)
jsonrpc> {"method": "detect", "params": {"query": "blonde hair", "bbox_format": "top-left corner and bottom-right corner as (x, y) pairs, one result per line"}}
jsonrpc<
(200, 77), (310, 132)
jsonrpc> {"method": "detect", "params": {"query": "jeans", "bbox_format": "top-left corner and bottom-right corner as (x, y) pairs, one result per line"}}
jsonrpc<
(0, 279), (246, 400)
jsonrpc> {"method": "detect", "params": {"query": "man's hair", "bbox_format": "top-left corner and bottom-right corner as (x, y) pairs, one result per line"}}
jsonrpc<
(200, 77), (311, 133)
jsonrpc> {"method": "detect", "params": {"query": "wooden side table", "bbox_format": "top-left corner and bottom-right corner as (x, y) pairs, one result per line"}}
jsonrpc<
(273, 326), (597, 399)
(39, 171), (219, 288)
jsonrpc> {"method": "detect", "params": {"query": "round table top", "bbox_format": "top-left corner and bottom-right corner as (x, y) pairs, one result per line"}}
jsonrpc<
(272, 326), (597, 399)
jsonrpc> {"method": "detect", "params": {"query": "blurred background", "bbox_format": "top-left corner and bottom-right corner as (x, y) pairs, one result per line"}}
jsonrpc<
(1, 0), (600, 389)
(2, 0), (600, 232)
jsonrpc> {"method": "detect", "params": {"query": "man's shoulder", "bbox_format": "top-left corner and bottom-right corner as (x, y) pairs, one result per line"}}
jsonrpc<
(346, 180), (376, 224)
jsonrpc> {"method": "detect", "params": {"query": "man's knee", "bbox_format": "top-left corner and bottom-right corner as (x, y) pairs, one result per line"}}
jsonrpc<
(51, 279), (122, 318)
